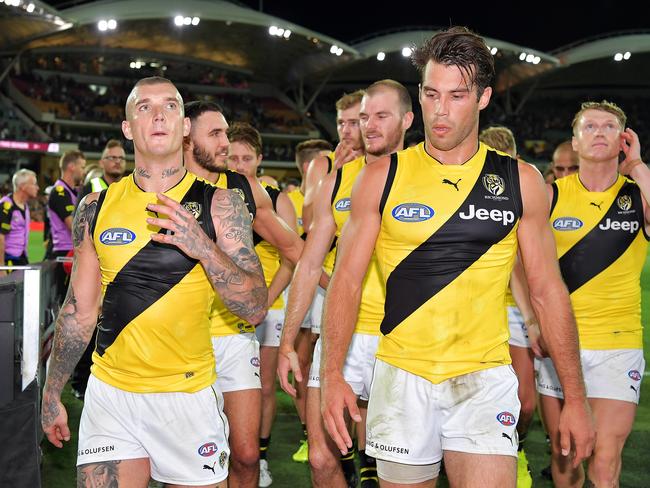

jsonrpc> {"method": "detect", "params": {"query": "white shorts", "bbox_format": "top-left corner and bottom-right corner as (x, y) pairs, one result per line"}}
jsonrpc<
(308, 333), (379, 401)
(78, 375), (229, 485)
(300, 286), (324, 334)
(255, 308), (284, 347)
(212, 333), (261, 393)
(366, 361), (520, 465)
(507, 306), (530, 348)
(536, 348), (645, 404)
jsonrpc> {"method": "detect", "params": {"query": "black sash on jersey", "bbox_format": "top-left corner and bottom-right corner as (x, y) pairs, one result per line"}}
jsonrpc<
(381, 152), (521, 335)
(559, 182), (644, 294)
(253, 185), (280, 246)
(96, 180), (216, 356)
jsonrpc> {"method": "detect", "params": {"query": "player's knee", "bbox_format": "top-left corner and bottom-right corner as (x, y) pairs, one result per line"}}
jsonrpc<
(261, 380), (276, 399)
(230, 442), (259, 469)
(590, 447), (620, 485)
(308, 442), (339, 475)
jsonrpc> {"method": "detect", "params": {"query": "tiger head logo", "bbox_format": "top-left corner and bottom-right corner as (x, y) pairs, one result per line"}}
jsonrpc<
(617, 195), (632, 211)
(182, 202), (202, 220)
(482, 174), (505, 196)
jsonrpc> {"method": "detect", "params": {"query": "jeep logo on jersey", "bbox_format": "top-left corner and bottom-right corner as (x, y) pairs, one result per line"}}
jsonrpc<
(482, 174), (505, 196)
(198, 442), (218, 457)
(459, 205), (515, 226)
(392, 203), (434, 222)
(598, 218), (639, 233)
(496, 411), (516, 426)
(183, 201), (202, 219)
(617, 195), (632, 211)
(99, 228), (136, 245)
(553, 217), (583, 231)
(629, 370), (642, 381)
(335, 198), (351, 211)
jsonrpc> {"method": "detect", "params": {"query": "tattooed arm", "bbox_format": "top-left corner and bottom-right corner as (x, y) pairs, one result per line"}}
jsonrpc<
(148, 190), (268, 325)
(42, 193), (103, 448)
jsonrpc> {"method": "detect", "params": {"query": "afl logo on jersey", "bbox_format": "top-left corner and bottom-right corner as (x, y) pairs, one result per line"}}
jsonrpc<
(198, 442), (218, 457)
(482, 174), (505, 196)
(335, 198), (351, 211)
(496, 411), (516, 426)
(552, 217), (583, 231)
(617, 195), (632, 211)
(629, 370), (642, 381)
(392, 203), (434, 222)
(99, 228), (136, 245)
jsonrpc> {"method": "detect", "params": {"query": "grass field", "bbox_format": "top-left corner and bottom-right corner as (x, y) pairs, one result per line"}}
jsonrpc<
(35, 230), (650, 487)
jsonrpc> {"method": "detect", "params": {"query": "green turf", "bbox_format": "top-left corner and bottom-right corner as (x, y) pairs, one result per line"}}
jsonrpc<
(40, 244), (650, 487)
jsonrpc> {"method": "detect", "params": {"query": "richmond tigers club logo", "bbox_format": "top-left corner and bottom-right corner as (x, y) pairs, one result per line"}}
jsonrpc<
(482, 174), (505, 196)
(183, 202), (202, 219)
(617, 195), (632, 211)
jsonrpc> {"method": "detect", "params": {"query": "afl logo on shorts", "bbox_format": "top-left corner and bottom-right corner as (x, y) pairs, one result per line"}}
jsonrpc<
(392, 203), (434, 222)
(628, 370), (642, 381)
(99, 228), (136, 245)
(617, 195), (632, 211)
(482, 174), (505, 196)
(251, 357), (260, 367)
(335, 198), (351, 211)
(198, 442), (218, 457)
(553, 217), (583, 231)
(496, 411), (516, 426)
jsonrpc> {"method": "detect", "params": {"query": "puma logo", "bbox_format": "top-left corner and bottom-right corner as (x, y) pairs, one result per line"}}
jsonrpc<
(502, 432), (513, 445)
(442, 178), (461, 191)
(590, 201), (603, 210)
(203, 462), (216, 474)
(630, 385), (638, 394)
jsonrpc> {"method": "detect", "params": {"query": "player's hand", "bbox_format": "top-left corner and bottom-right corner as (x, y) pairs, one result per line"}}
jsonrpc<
(527, 322), (547, 358)
(41, 391), (70, 448)
(558, 398), (596, 468)
(321, 371), (361, 454)
(333, 141), (362, 170)
(146, 193), (212, 261)
(619, 128), (644, 176)
(277, 345), (302, 397)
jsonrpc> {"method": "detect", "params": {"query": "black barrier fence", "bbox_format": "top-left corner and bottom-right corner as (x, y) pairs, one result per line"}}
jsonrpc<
(0, 261), (60, 488)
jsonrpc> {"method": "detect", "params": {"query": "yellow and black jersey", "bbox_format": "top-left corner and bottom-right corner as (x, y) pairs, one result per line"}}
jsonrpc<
(254, 182), (284, 310)
(550, 173), (648, 349)
(331, 156), (384, 335)
(286, 189), (305, 238)
(209, 170), (259, 336)
(90, 172), (217, 393)
(375, 143), (522, 383)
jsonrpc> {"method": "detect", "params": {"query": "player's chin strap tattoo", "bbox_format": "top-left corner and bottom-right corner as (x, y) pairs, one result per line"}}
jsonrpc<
(42, 197), (98, 430)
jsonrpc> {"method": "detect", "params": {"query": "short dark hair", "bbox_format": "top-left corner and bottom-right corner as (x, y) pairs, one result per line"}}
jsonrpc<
(294, 139), (333, 173)
(412, 26), (495, 98)
(227, 122), (263, 156)
(184, 100), (225, 123)
(365, 79), (412, 115)
(59, 150), (84, 171)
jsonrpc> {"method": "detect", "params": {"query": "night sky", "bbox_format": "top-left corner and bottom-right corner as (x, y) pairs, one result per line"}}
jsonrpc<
(240, 0), (644, 52)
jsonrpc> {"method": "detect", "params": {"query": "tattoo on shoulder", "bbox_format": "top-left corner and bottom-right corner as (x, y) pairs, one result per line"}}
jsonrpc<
(73, 199), (98, 248)
(77, 460), (120, 488)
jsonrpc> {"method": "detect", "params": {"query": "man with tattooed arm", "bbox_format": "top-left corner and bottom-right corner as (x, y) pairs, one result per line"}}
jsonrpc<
(41, 76), (268, 488)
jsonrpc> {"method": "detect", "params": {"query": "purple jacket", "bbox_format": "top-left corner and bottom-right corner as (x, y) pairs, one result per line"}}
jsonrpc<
(0, 194), (30, 258)
(47, 179), (77, 252)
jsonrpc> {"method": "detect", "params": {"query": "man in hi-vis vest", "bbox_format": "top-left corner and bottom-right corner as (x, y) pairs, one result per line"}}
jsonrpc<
(78, 139), (126, 202)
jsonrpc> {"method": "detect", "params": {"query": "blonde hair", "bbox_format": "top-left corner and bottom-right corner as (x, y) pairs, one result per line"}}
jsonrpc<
(571, 100), (626, 133)
(479, 126), (516, 157)
(335, 90), (365, 111)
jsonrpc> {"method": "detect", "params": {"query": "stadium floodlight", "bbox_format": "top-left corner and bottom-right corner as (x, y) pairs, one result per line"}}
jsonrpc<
(191, 17), (200, 26)
(98, 20), (108, 31)
(377, 51), (386, 61)
(26, 2), (35, 12)
(490, 47), (498, 55)
(107, 19), (117, 30)
(183, 17), (191, 25)
(174, 15), (184, 26)
(330, 45), (338, 54)
(614, 53), (623, 61)
(336, 47), (343, 56)
(532, 56), (541, 65)
(283, 29), (291, 39)
(623, 51), (631, 60)
(525, 53), (534, 63)
(402, 47), (412, 57)
(277, 28), (285, 36)
(269, 25), (278, 35)
(519, 52), (526, 61)
(129, 61), (136, 69)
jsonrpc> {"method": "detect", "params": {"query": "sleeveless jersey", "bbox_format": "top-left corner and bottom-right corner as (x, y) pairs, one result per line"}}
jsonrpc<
(376, 143), (522, 383)
(331, 156), (384, 335)
(209, 170), (258, 336)
(0, 194), (30, 258)
(254, 182), (284, 310)
(286, 189), (305, 238)
(321, 152), (337, 273)
(550, 173), (648, 349)
(91, 172), (217, 393)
